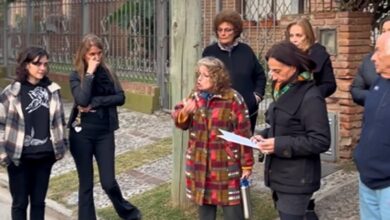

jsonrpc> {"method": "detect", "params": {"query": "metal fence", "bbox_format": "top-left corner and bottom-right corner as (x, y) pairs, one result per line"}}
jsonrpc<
(0, 0), (170, 108)
(1, 0), (382, 112)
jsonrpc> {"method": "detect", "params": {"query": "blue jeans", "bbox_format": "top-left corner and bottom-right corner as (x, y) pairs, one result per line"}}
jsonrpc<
(359, 179), (390, 220)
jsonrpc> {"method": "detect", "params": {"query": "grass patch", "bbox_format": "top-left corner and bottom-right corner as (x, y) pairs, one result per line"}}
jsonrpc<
(98, 184), (197, 220)
(48, 138), (172, 205)
(97, 184), (277, 220)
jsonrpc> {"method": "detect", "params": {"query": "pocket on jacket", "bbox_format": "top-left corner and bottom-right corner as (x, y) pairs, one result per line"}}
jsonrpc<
(271, 157), (305, 186)
(224, 144), (241, 179)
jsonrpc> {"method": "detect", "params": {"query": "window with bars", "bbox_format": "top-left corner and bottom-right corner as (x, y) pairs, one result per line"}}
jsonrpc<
(243, 0), (304, 21)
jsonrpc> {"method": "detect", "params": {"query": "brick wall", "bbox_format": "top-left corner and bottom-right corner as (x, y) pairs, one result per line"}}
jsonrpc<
(202, 1), (372, 160)
(279, 12), (373, 160)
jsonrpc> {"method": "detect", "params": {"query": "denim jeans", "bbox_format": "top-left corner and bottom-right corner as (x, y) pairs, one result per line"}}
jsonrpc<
(359, 179), (390, 220)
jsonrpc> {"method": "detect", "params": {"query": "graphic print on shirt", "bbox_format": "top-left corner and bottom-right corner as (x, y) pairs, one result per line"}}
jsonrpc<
(24, 127), (48, 146)
(26, 87), (49, 113)
(24, 87), (49, 147)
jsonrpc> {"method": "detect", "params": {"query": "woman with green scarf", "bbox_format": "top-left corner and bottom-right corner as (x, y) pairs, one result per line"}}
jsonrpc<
(251, 41), (331, 220)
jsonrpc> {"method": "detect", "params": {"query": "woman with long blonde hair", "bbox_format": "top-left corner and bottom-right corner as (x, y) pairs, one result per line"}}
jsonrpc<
(68, 33), (141, 220)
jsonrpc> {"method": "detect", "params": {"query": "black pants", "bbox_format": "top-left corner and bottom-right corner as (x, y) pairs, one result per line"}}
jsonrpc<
(273, 191), (318, 220)
(249, 111), (257, 134)
(69, 129), (140, 220)
(7, 156), (55, 220)
(198, 204), (244, 220)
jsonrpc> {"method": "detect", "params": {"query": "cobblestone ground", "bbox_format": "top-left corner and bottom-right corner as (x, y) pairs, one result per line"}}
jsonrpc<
(1, 102), (362, 218)
(316, 171), (359, 220)
(51, 104), (173, 177)
(317, 180), (359, 220)
(50, 103), (174, 208)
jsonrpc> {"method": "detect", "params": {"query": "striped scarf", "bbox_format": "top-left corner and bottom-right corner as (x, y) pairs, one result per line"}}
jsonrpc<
(273, 71), (312, 100)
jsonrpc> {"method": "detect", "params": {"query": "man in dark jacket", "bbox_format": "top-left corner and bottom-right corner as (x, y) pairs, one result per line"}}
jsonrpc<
(350, 17), (390, 106)
(350, 53), (377, 106)
(354, 32), (390, 220)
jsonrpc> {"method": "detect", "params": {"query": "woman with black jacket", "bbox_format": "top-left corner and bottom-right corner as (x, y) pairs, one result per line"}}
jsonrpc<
(202, 9), (267, 132)
(286, 18), (336, 98)
(68, 34), (141, 220)
(252, 41), (330, 220)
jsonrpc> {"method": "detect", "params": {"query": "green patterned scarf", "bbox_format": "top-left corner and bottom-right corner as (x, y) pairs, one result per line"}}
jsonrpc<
(272, 71), (312, 100)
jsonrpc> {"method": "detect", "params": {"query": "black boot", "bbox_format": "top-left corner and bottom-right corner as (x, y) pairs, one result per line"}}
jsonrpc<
(305, 199), (318, 220)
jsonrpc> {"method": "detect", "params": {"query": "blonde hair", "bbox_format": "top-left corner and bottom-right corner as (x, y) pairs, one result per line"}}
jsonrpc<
(285, 18), (316, 52)
(74, 33), (119, 86)
(195, 57), (231, 94)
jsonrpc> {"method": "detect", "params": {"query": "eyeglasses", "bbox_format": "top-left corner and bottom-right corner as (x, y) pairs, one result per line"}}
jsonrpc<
(217, 28), (234, 33)
(31, 61), (49, 67)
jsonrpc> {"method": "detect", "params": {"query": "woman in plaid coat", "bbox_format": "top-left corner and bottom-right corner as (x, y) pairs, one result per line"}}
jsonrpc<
(172, 57), (253, 220)
(0, 47), (68, 220)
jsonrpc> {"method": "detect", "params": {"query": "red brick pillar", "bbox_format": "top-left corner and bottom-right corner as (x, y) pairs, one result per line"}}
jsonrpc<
(328, 11), (372, 160)
(277, 11), (372, 160)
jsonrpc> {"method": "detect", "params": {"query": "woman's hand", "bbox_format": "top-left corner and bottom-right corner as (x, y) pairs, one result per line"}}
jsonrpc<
(241, 169), (252, 179)
(258, 138), (275, 155)
(251, 135), (275, 154)
(86, 59), (100, 74)
(181, 98), (196, 115)
(251, 135), (265, 151)
(251, 135), (264, 144)
(77, 105), (96, 113)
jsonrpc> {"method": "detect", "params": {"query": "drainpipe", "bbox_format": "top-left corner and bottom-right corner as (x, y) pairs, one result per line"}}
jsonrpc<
(216, 0), (221, 13)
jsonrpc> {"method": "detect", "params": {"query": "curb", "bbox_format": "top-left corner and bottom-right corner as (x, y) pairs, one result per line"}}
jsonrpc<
(0, 172), (73, 220)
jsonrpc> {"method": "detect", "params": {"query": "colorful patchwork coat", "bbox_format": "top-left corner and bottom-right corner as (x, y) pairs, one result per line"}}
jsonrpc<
(172, 89), (253, 206)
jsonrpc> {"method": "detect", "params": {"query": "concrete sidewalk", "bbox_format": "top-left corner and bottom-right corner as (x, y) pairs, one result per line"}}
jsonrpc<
(250, 157), (360, 220)
(0, 172), (72, 220)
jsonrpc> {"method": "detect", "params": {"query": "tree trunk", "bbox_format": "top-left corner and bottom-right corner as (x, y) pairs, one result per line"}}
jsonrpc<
(170, 0), (202, 208)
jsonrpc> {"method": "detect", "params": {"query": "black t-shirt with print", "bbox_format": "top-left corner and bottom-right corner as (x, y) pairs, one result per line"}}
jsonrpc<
(20, 80), (53, 158)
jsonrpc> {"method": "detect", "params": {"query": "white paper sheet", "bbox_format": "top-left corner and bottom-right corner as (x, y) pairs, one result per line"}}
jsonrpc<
(217, 129), (258, 149)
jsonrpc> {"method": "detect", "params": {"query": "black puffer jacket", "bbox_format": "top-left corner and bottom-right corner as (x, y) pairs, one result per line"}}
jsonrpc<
(309, 43), (337, 98)
(259, 81), (330, 194)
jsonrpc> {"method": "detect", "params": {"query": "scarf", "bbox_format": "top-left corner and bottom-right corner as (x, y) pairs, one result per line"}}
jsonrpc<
(92, 66), (115, 96)
(198, 91), (214, 100)
(217, 38), (240, 52)
(272, 71), (311, 101)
